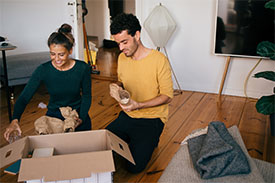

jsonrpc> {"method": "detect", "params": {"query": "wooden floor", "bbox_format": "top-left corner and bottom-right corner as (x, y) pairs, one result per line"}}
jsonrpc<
(0, 48), (274, 182)
(1, 79), (274, 182)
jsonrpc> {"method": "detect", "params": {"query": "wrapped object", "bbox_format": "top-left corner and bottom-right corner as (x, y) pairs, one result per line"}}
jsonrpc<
(109, 83), (130, 105)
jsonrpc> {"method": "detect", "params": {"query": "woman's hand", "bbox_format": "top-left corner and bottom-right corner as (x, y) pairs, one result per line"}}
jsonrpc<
(74, 117), (82, 128)
(4, 119), (22, 143)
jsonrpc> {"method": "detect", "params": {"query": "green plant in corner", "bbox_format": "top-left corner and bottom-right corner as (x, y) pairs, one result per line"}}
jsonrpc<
(254, 0), (275, 135)
(254, 71), (275, 115)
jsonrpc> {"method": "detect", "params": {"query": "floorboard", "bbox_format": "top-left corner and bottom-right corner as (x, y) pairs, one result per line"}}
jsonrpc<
(0, 79), (274, 183)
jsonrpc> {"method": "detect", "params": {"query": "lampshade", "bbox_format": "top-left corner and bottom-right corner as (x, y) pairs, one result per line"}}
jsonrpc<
(144, 4), (177, 48)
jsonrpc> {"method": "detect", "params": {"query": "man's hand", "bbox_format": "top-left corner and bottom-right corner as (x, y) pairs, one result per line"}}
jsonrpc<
(4, 119), (22, 142)
(109, 83), (122, 102)
(119, 94), (172, 112)
(120, 99), (140, 112)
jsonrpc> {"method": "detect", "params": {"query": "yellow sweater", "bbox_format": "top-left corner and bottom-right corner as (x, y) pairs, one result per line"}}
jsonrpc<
(117, 49), (173, 123)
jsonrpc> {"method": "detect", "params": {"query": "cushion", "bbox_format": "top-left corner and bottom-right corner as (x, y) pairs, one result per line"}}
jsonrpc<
(254, 158), (275, 183)
(158, 125), (265, 183)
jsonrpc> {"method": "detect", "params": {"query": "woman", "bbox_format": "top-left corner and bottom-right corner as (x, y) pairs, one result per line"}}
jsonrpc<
(4, 24), (92, 142)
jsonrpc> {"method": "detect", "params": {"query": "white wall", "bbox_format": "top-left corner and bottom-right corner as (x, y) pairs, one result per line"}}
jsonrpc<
(124, 0), (136, 14)
(85, 0), (135, 47)
(1, 0), (273, 98)
(85, 0), (110, 47)
(136, 0), (274, 98)
(0, 0), (81, 58)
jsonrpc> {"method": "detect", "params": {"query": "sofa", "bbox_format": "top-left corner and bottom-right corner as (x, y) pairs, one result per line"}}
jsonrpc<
(0, 51), (50, 87)
(0, 51), (50, 121)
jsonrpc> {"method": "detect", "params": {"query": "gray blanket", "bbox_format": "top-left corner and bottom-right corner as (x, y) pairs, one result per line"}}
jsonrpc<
(187, 121), (251, 179)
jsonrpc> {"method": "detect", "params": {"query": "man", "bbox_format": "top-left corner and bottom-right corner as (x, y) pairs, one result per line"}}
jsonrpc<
(106, 13), (173, 173)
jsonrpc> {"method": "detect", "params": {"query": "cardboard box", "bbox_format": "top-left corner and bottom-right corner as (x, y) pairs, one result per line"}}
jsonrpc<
(0, 130), (135, 182)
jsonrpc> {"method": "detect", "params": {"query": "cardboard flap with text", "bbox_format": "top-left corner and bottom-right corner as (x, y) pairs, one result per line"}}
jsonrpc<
(106, 130), (135, 165)
(0, 137), (29, 168)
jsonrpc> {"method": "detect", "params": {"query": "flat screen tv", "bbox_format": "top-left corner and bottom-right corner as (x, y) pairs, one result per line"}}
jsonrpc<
(214, 0), (274, 58)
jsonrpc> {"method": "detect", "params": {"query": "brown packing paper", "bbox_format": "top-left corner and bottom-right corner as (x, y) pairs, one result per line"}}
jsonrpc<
(34, 106), (79, 135)
(109, 83), (130, 105)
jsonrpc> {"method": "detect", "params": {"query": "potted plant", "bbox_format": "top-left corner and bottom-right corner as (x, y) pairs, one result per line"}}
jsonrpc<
(254, 0), (275, 136)
(254, 70), (275, 136)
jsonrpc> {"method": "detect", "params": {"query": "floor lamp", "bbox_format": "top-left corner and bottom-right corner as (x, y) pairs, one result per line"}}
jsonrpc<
(144, 3), (182, 95)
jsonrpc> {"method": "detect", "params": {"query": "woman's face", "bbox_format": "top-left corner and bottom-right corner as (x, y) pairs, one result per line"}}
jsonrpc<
(49, 44), (72, 69)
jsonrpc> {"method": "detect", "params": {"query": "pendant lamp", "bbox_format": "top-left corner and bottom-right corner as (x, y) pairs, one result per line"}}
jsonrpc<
(144, 3), (182, 94)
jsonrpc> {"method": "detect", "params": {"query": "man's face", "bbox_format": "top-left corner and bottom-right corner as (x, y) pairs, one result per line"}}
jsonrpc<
(112, 30), (139, 57)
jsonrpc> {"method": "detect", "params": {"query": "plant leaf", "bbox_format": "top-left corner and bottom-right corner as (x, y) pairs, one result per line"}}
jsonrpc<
(256, 95), (275, 115)
(265, 0), (275, 10)
(256, 41), (275, 60)
(254, 71), (275, 82)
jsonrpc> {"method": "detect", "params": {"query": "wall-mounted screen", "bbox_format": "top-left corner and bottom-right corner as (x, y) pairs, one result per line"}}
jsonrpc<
(214, 0), (274, 58)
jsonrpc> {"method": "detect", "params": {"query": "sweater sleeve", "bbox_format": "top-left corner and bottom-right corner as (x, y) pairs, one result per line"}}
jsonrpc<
(12, 65), (43, 121)
(158, 56), (174, 99)
(79, 64), (91, 121)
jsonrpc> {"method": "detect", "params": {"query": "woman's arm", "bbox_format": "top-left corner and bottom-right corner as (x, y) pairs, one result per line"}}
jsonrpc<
(4, 65), (43, 142)
(79, 64), (92, 121)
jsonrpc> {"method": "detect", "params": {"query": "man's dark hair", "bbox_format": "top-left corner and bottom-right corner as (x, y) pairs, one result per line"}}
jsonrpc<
(110, 13), (141, 36)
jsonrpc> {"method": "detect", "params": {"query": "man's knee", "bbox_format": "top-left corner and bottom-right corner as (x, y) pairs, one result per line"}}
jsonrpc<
(126, 146), (155, 174)
(127, 162), (147, 174)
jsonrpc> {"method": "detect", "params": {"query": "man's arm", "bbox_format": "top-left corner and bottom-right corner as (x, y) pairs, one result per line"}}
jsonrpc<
(120, 94), (172, 112)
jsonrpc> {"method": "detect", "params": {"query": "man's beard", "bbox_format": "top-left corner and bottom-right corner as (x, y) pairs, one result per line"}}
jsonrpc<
(125, 41), (138, 58)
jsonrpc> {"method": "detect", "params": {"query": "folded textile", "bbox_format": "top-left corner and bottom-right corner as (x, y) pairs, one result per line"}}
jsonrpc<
(187, 121), (251, 179)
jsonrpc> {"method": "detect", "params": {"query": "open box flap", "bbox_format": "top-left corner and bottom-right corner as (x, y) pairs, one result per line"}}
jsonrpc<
(106, 130), (135, 165)
(0, 137), (28, 168)
(18, 151), (115, 182)
(28, 130), (107, 155)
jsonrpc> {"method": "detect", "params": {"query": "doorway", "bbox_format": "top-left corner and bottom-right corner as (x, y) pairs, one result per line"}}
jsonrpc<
(82, 0), (135, 80)
(84, 0), (135, 48)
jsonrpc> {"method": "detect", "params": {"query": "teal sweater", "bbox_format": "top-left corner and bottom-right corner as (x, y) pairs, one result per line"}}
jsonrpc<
(12, 60), (91, 121)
